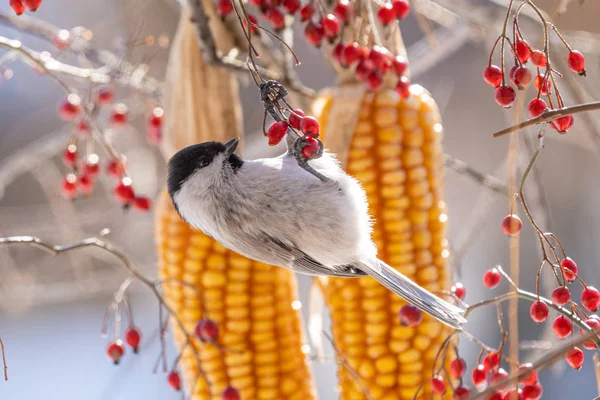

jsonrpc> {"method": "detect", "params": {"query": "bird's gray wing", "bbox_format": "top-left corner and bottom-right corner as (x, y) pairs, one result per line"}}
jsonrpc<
(228, 231), (366, 277)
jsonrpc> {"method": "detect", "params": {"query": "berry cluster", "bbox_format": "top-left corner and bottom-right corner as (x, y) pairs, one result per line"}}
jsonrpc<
(485, 1), (586, 134)
(9, 0), (41, 15)
(264, 108), (322, 159)
(57, 88), (160, 210)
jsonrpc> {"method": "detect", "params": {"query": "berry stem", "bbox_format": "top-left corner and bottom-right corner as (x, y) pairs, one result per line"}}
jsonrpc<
(0, 338), (7, 381)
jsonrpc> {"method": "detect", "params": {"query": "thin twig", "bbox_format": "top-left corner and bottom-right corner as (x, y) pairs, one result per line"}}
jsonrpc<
(443, 153), (508, 194)
(0, 338), (7, 381)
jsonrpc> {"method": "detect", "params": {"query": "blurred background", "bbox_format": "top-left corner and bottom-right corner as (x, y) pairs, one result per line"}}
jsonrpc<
(1, 0), (600, 398)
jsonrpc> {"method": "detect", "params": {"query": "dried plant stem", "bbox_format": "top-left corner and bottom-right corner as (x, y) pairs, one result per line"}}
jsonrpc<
(0, 338), (6, 381)
(443, 153), (508, 194)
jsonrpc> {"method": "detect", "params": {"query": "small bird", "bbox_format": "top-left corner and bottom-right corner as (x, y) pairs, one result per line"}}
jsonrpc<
(167, 137), (466, 328)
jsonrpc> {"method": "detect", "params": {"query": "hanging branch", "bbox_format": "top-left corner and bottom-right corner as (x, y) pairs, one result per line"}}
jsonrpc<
(443, 153), (508, 194)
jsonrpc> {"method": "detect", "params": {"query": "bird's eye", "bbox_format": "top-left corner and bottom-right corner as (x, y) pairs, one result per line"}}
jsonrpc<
(198, 157), (210, 168)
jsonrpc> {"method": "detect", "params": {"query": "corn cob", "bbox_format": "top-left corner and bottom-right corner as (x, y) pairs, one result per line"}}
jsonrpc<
(313, 84), (453, 399)
(156, 5), (315, 399)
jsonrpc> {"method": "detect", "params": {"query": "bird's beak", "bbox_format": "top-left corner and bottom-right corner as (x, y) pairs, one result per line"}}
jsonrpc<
(224, 137), (239, 157)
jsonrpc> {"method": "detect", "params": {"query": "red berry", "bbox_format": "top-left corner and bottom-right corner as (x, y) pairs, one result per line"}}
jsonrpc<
(223, 386), (240, 400)
(84, 161), (100, 178)
(78, 174), (94, 195)
(107, 159), (126, 178)
(490, 368), (509, 390)
(568, 50), (586, 75)
(22, 0), (41, 11)
(449, 358), (466, 378)
(63, 146), (77, 166)
(299, 4), (315, 21)
(514, 40), (531, 63)
(494, 85), (516, 108)
(249, 0), (266, 8)
(242, 14), (259, 34)
(534, 75), (551, 95)
(552, 315), (573, 339)
(322, 14), (340, 39)
(217, 0), (234, 16)
(61, 175), (78, 199)
(288, 109), (305, 130)
(282, 0), (300, 14)
(398, 304), (422, 326)
(110, 103), (129, 126)
(268, 7), (285, 31)
(528, 98), (547, 118)
(77, 121), (90, 135)
(392, 0), (410, 19)
(488, 393), (504, 400)
(106, 339), (125, 364)
(333, 0), (354, 24)
(301, 136), (320, 159)
(560, 257), (578, 281)
(530, 50), (547, 67)
(355, 61), (372, 82)
(97, 87), (114, 105)
(519, 363), (538, 385)
(59, 94), (82, 121)
(551, 286), (571, 306)
(195, 318), (219, 342)
(565, 346), (584, 370)
(377, 3), (395, 25)
(511, 66), (532, 89)
(502, 214), (522, 236)
(167, 371), (181, 391)
(483, 65), (503, 88)
(451, 282), (466, 300)
(471, 364), (488, 388)
(430, 375), (446, 394)
(392, 55), (408, 76)
(395, 76), (411, 98)
(483, 352), (500, 371)
(304, 22), (324, 47)
(551, 115), (574, 134)
(522, 383), (543, 400)
(147, 108), (163, 145)
(299, 116), (320, 136)
(366, 70), (383, 92)
(453, 386), (470, 400)
(582, 316), (600, 350)
(342, 42), (360, 66)
(581, 287), (600, 311)
(10, 0), (25, 15)
(133, 196), (152, 211)
(113, 179), (135, 204)
(332, 42), (345, 64)
(529, 301), (549, 323)
(483, 268), (502, 289)
(266, 121), (288, 146)
(503, 389), (524, 400)
(125, 326), (142, 352)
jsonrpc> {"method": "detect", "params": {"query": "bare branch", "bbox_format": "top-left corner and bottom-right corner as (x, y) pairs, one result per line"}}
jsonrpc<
(0, 338), (6, 381)
(444, 153), (508, 194)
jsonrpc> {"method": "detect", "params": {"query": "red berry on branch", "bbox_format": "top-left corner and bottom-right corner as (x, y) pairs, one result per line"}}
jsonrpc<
(519, 363), (538, 385)
(268, 7), (286, 31)
(63, 145), (77, 166)
(97, 87), (114, 105)
(449, 358), (466, 378)
(483, 268), (501, 289)
(54, 30), (70, 50)
(366, 70), (383, 92)
(534, 75), (551, 95)
(560, 257), (578, 281)
(266, 121), (288, 146)
(322, 14), (341, 40)
(167, 371), (181, 391)
(22, 0), (41, 11)
(551, 115), (574, 134)
(223, 386), (240, 400)
(356, 61), (372, 82)
(471, 364), (487, 388)
(581, 287), (600, 311)
(84, 161), (100, 179)
(565, 347), (584, 370)
(77, 121), (90, 135)
(530, 50), (547, 67)
(332, 42), (345, 64)
(377, 3), (396, 26)
(551, 286), (571, 306)
(299, 116), (320, 136)
(113, 179), (135, 205)
(453, 386), (470, 400)
(333, 0), (353, 24)
(10, 0), (25, 15)
(527, 98), (547, 118)
(483, 352), (500, 371)
(501, 214), (522, 236)
(567, 50), (586, 76)
(522, 383), (543, 400)
(488, 393), (503, 400)
(61, 175), (78, 199)
(107, 159), (126, 178)
(133, 197), (152, 211)
(304, 22), (325, 47)
(342, 42), (360, 67)
(106, 339), (125, 365)
(494, 85), (516, 108)
(511, 66), (532, 89)
(552, 315), (573, 339)
(288, 109), (305, 130)
(195, 318), (219, 342)
(451, 282), (466, 300)
(398, 304), (422, 326)
(503, 389), (524, 400)
(392, 55), (408, 76)
(78, 175), (94, 195)
(217, 0), (234, 16)
(110, 103), (129, 126)
(529, 301), (549, 323)
(282, 0), (300, 14)
(430, 376), (446, 394)
(514, 40), (531, 63)
(299, 4), (315, 21)
(392, 0), (410, 19)
(483, 65), (503, 88)
(249, 0), (266, 8)
(59, 94), (82, 121)
(125, 326), (142, 352)
(395, 76), (411, 99)
(301, 136), (320, 159)
(490, 368), (509, 390)
(582, 316), (600, 350)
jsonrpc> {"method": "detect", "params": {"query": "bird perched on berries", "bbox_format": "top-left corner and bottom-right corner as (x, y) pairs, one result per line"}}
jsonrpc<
(167, 137), (466, 328)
